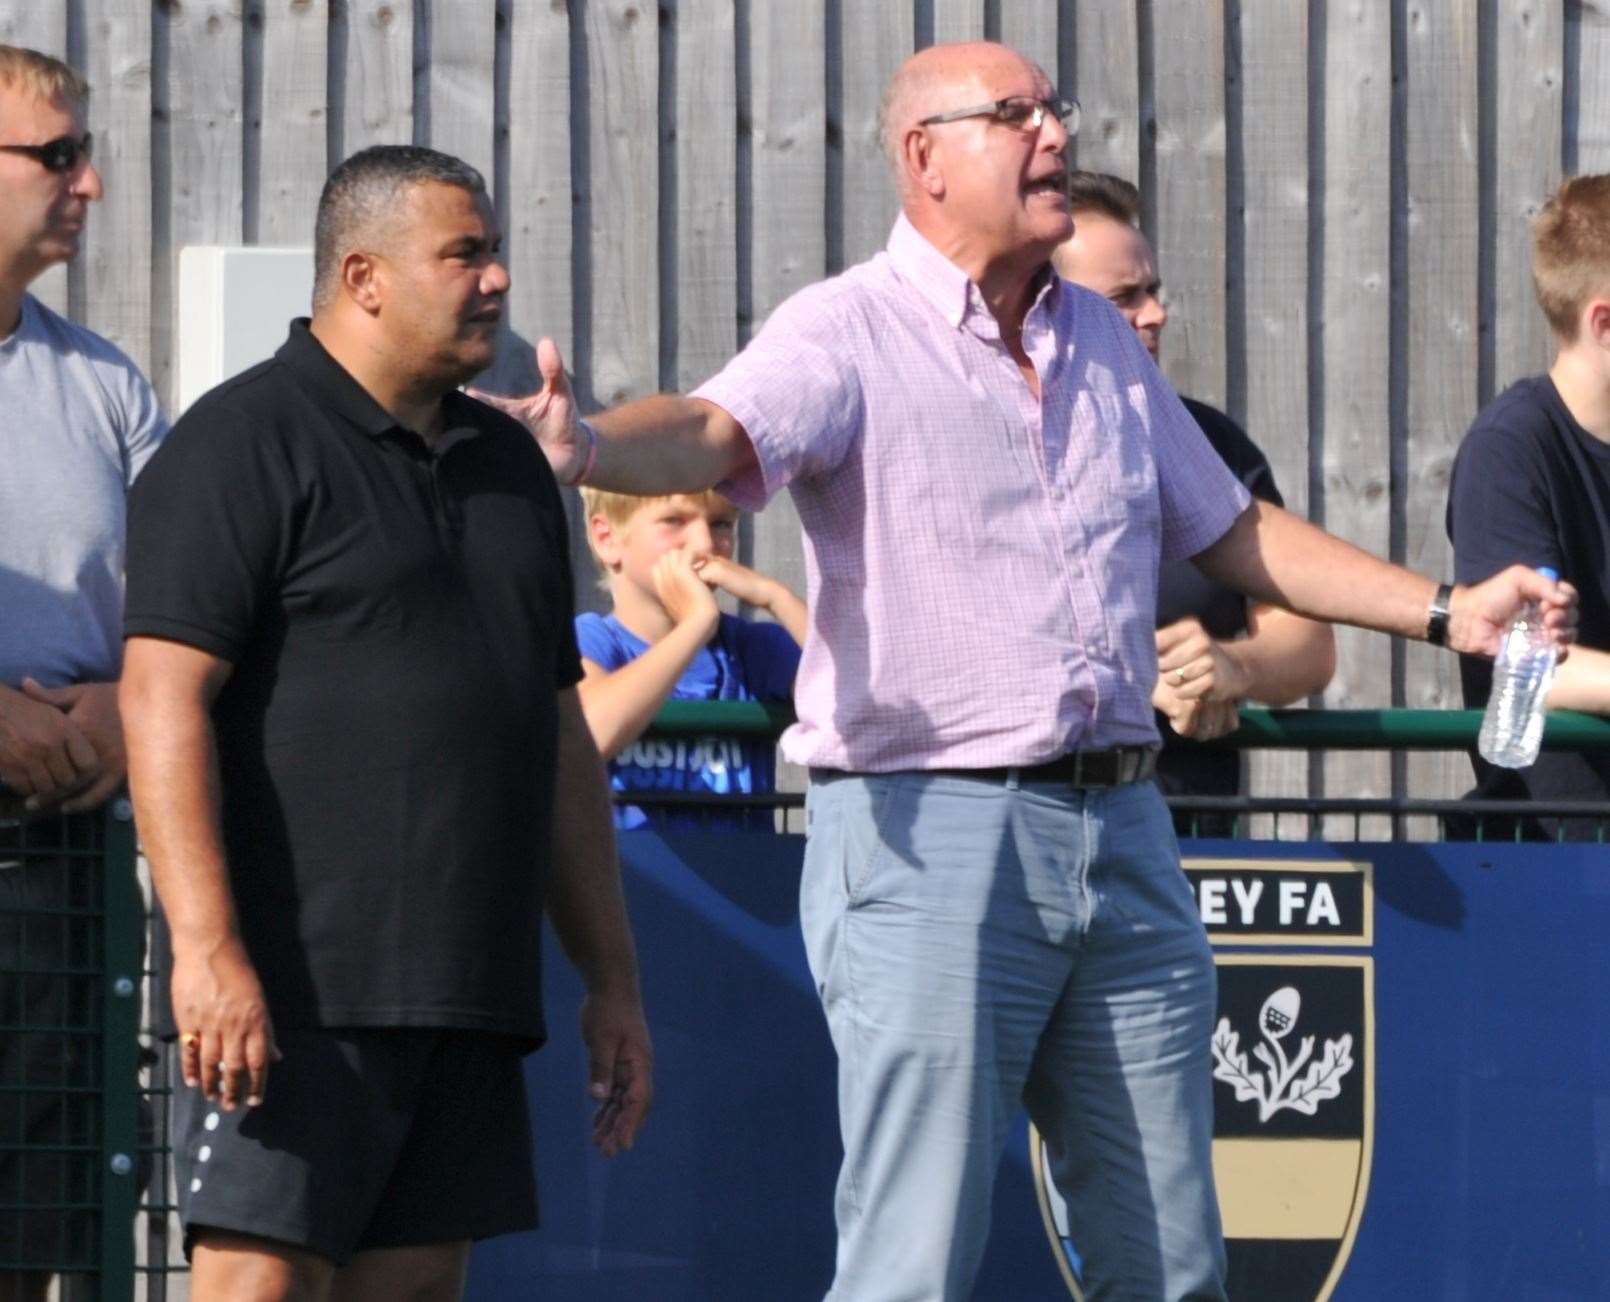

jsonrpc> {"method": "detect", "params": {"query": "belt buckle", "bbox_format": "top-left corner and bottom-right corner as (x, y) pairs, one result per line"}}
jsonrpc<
(1072, 747), (1139, 789)
(1072, 748), (1109, 788)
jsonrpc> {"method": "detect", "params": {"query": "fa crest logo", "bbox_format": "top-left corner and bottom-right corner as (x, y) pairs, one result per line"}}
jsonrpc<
(1033, 857), (1375, 1302)
(1211, 985), (1355, 1123)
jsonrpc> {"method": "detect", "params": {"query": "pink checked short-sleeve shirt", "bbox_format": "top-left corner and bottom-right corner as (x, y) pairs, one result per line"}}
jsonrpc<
(693, 214), (1251, 772)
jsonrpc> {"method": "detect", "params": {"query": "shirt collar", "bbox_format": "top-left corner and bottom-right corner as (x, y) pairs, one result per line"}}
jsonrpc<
(885, 213), (1063, 334)
(276, 318), (485, 454)
(886, 213), (973, 328)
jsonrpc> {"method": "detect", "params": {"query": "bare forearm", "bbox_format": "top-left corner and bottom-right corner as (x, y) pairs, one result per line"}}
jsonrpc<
(1224, 604), (1337, 706)
(1196, 502), (1440, 639)
(590, 396), (754, 495)
(120, 645), (238, 947)
(578, 618), (714, 759)
(547, 689), (640, 995)
(758, 581), (809, 647)
(1546, 644), (1610, 713)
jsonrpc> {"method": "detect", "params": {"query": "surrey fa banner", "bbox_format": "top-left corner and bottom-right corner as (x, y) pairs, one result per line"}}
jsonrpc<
(1033, 856), (1374, 1301)
(473, 834), (1610, 1301)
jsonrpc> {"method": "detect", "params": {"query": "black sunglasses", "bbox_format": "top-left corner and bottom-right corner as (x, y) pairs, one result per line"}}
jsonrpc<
(0, 132), (94, 174)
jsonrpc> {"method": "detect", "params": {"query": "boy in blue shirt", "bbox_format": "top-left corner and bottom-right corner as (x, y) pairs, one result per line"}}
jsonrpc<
(575, 487), (806, 829)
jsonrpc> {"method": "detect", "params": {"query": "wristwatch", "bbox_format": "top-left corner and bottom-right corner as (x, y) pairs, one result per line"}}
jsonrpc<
(1425, 582), (1454, 647)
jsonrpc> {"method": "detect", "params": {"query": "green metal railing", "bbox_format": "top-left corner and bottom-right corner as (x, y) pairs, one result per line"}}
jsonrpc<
(649, 701), (1610, 749)
(6, 705), (1608, 1295)
(640, 703), (1610, 841)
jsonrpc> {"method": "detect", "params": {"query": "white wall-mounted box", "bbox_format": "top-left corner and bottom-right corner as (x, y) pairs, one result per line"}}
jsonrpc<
(177, 246), (314, 414)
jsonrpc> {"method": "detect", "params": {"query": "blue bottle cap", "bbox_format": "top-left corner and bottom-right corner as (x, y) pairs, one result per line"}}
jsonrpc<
(1539, 566), (1559, 583)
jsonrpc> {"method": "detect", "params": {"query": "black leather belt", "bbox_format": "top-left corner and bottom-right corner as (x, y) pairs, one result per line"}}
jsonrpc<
(945, 745), (1159, 789)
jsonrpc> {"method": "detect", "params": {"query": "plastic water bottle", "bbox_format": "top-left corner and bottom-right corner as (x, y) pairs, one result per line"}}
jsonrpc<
(1477, 566), (1560, 769)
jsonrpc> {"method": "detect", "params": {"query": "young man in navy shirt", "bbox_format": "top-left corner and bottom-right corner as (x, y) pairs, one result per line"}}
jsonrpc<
(1448, 173), (1610, 839)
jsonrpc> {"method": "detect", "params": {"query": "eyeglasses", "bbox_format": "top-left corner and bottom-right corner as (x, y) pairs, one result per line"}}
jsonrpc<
(919, 97), (1080, 136)
(0, 133), (94, 174)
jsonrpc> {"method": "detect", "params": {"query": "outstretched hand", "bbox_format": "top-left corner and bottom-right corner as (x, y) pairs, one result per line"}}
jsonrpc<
(466, 338), (585, 482)
(1451, 567), (1578, 658)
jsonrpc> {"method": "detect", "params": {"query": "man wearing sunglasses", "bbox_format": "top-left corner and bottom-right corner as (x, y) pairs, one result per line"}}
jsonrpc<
(0, 43), (166, 1302)
(487, 40), (1574, 1301)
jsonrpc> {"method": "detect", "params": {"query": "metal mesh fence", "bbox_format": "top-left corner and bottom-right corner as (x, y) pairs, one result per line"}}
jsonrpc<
(0, 803), (153, 1302)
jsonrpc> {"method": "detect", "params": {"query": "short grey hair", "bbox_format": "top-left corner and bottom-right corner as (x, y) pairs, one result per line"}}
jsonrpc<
(312, 145), (486, 311)
(879, 59), (938, 185)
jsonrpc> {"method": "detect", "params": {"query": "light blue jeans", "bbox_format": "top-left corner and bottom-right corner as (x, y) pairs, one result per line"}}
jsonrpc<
(800, 772), (1226, 1302)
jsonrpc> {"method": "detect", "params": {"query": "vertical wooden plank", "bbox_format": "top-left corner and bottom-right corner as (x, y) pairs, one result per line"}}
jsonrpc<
(426, 0), (494, 178)
(1402, 0), (1480, 828)
(1, 4), (69, 313)
(496, 1), (586, 605)
(258, 0), (328, 246)
(339, 0), (413, 153)
(931, 0), (985, 44)
(839, 4), (912, 268)
(502, 0), (571, 364)
(79, 1), (155, 374)
(583, 0), (657, 408)
(0, 6), (63, 47)
(998, 0), (1057, 80)
(674, 0), (736, 389)
(1573, 0), (1610, 173)
(1152, 0), (1227, 409)
(163, 0), (246, 410)
(1493, 0), (1562, 395)
(747, 0), (826, 606)
(1318, 0), (1393, 836)
(1070, 0), (1140, 180)
(1239, 0), (1312, 825)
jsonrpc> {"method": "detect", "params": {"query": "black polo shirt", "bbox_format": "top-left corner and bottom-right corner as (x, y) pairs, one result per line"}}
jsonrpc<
(126, 321), (582, 1044)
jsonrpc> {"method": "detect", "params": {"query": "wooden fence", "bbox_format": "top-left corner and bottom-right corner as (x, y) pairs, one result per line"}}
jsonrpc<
(5, 0), (1609, 814)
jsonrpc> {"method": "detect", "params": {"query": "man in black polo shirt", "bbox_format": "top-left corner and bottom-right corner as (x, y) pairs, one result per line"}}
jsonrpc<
(120, 146), (650, 1300)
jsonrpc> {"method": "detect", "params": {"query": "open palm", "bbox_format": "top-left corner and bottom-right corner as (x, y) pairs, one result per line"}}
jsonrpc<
(468, 337), (582, 481)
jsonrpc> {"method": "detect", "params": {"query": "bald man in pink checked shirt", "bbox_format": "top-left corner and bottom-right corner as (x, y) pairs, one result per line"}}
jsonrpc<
(486, 40), (1575, 1302)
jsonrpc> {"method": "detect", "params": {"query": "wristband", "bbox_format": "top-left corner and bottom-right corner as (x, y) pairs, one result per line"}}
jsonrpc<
(565, 419), (599, 487)
(1425, 582), (1454, 647)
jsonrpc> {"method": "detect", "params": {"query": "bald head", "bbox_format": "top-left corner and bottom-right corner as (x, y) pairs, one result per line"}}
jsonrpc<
(880, 41), (1039, 187)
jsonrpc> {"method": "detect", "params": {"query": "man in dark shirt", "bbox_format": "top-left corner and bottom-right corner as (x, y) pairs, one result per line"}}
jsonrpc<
(1448, 173), (1610, 841)
(120, 146), (651, 1301)
(1054, 172), (1336, 835)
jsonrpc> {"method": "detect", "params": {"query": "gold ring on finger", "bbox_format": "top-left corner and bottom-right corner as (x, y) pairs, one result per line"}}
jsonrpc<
(1173, 668), (1187, 685)
(180, 1032), (199, 1049)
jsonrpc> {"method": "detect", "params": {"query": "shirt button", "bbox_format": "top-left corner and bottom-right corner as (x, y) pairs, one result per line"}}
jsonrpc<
(1085, 643), (1102, 658)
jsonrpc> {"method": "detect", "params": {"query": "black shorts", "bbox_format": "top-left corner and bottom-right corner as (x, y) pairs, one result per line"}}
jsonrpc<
(171, 1026), (537, 1265)
(0, 823), (98, 1272)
